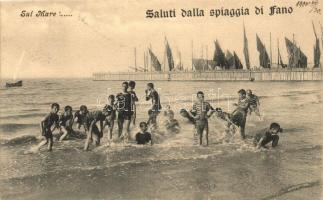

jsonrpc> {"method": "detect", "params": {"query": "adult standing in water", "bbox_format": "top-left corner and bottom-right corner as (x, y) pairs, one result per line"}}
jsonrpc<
(116, 82), (133, 143)
(145, 83), (162, 130)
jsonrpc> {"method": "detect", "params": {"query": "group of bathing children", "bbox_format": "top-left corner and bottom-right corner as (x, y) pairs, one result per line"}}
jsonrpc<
(179, 89), (282, 148)
(34, 81), (162, 151)
(34, 81), (282, 151)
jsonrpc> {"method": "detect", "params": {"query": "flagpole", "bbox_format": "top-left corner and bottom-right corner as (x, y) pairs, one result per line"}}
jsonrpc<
(191, 40), (194, 71)
(134, 47), (137, 72)
(149, 44), (152, 73)
(277, 39), (280, 68)
(144, 50), (147, 72)
(164, 36), (167, 72)
(201, 44), (204, 71)
(270, 32), (272, 68)
(206, 45), (208, 71)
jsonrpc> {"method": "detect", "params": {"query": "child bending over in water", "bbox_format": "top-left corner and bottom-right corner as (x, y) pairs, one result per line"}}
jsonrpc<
(80, 105), (108, 150)
(35, 103), (60, 151)
(135, 122), (153, 145)
(59, 105), (74, 141)
(164, 110), (180, 134)
(254, 122), (283, 149)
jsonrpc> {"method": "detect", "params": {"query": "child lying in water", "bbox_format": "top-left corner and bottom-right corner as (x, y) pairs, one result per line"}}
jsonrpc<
(254, 122), (282, 149)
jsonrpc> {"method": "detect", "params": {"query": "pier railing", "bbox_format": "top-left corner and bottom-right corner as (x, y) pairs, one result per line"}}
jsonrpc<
(93, 68), (323, 81)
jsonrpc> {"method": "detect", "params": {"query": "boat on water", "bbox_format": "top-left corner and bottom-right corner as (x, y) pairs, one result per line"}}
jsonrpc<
(6, 80), (23, 88)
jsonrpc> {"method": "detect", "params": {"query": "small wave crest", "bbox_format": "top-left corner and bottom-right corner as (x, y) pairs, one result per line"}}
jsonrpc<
(0, 135), (38, 146)
(0, 113), (46, 120)
(0, 123), (38, 132)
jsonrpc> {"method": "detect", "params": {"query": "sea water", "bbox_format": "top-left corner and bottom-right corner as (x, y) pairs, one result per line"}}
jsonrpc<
(0, 79), (322, 200)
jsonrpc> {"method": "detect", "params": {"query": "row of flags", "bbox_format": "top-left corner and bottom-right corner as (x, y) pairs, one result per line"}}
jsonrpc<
(144, 23), (321, 72)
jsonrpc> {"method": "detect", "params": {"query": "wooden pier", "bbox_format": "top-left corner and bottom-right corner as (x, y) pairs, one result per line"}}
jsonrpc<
(93, 68), (323, 81)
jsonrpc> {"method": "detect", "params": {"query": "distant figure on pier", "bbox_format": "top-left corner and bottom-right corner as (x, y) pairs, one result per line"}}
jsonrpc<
(116, 82), (133, 144)
(128, 81), (138, 126)
(246, 89), (261, 120)
(146, 83), (162, 130)
(231, 89), (250, 139)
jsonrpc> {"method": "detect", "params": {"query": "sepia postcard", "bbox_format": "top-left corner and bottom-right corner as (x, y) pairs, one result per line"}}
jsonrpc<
(0, 0), (322, 199)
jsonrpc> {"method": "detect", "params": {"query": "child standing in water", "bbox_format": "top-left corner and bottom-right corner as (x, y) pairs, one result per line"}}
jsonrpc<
(103, 95), (117, 144)
(128, 81), (138, 126)
(246, 89), (261, 120)
(135, 122), (153, 145)
(254, 123), (283, 149)
(35, 103), (60, 151)
(59, 105), (74, 141)
(231, 89), (250, 139)
(189, 91), (214, 146)
(146, 83), (162, 129)
(164, 110), (180, 134)
(116, 81), (133, 143)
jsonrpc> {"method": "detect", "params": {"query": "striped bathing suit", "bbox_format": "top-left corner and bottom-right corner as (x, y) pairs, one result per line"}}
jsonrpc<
(191, 101), (214, 120)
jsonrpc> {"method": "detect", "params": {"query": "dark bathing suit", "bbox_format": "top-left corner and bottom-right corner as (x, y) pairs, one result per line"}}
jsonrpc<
(74, 110), (84, 125)
(116, 92), (133, 121)
(146, 90), (162, 113)
(231, 98), (249, 138)
(191, 101), (213, 135)
(103, 104), (116, 124)
(83, 111), (106, 138)
(42, 112), (59, 139)
(59, 114), (73, 130)
(254, 129), (279, 147)
(135, 132), (152, 144)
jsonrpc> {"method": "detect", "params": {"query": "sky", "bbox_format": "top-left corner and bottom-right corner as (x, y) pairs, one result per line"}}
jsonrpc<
(0, 0), (322, 79)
